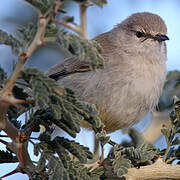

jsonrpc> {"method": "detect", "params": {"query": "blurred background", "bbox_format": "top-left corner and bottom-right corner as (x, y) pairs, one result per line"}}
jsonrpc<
(0, 0), (180, 179)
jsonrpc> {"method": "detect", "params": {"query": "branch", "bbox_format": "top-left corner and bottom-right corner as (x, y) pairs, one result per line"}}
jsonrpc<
(55, 20), (82, 35)
(0, 2), (62, 96)
(1, 19), (47, 95)
(0, 2), (62, 178)
(0, 16), (51, 176)
(55, 2), (89, 38)
(123, 159), (180, 180)
(79, 3), (88, 38)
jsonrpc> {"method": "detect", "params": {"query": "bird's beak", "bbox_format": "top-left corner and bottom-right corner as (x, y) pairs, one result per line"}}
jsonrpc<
(154, 34), (169, 41)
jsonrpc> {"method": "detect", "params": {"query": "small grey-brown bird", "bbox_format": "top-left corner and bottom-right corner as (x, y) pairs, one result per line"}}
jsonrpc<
(47, 12), (169, 133)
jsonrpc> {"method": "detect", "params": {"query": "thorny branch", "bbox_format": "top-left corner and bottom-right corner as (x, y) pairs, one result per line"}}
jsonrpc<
(123, 159), (180, 180)
(0, 2), (61, 179)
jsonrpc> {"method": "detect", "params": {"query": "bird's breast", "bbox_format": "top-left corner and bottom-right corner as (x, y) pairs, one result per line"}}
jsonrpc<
(93, 54), (167, 132)
(132, 56), (166, 111)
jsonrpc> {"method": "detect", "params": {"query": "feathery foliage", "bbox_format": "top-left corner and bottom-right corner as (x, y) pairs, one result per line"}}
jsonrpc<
(0, 30), (22, 55)
(161, 96), (180, 163)
(24, 0), (65, 15)
(103, 141), (159, 178)
(21, 68), (105, 138)
(158, 70), (180, 111)
(17, 23), (104, 70)
(17, 23), (37, 47)
(56, 29), (104, 69)
(33, 133), (103, 180)
(0, 65), (7, 87)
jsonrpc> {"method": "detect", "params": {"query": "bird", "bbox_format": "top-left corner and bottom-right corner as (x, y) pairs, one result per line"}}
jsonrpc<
(47, 12), (169, 133)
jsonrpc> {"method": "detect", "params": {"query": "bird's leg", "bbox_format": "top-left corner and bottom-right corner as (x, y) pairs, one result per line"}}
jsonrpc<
(93, 135), (100, 160)
(100, 142), (104, 162)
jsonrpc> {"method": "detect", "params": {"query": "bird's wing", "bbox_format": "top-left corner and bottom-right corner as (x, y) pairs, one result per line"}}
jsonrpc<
(47, 31), (116, 80)
(47, 56), (91, 80)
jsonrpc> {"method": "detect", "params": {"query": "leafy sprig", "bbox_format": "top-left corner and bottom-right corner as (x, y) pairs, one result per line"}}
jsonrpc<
(161, 96), (180, 162)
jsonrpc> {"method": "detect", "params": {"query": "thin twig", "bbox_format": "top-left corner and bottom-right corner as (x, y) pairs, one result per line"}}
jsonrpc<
(163, 143), (170, 162)
(55, 2), (89, 39)
(55, 20), (82, 35)
(79, 3), (88, 38)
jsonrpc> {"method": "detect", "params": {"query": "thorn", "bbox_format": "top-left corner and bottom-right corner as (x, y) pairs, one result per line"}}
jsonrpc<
(0, 169), (18, 179)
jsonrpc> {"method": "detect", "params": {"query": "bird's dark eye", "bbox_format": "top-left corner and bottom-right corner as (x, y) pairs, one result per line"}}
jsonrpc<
(136, 31), (143, 38)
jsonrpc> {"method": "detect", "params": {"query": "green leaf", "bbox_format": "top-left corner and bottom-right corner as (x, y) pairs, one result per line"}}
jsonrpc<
(90, 0), (108, 8)
(17, 23), (37, 47)
(73, 0), (107, 7)
(0, 29), (22, 55)
(35, 133), (102, 179)
(21, 68), (105, 137)
(39, 151), (70, 180)
(172, 137), (180, 146)
(25, 0), (56, 15)
(113, 155), (131, 177)
(109, 142), (159, 178)
(0, 66), (7, 87)
(55, 29), (104, 70)
(54, 137), (93, 163)
(62, 16), (74, 23)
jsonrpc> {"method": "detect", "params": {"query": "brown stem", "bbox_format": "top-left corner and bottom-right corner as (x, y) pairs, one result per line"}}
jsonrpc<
(55, 3), (89, 39)
(1, 11), (54, 96)
(0, 2), (62, 178)
(163, 143), (170, 162)
(100, 143), (104, 162)
(123, 159), (180, 180)
(55, 20), (82, 35)
(0, 105), (18, 140)
(79, 3), (88, 38)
